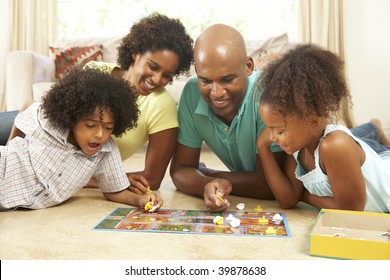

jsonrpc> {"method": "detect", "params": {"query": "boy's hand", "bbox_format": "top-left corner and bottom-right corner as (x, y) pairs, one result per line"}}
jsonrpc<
(139, 192), (163, 211)
(203, 178), (232, 212)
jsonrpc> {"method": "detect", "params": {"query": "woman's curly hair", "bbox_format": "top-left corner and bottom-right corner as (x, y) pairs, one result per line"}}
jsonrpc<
(117, 12), (193, 77)
(257, 43), (351, 123)
(41, 67), (139, 137)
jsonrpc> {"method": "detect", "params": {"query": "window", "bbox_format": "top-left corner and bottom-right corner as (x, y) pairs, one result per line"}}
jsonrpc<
(57, 0), (298, 41)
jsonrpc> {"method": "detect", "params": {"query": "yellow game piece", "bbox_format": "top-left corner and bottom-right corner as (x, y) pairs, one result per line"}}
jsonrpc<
(146, 188), (153, 194)
(254, 205), (263, 211)
(258, 216), (268, 224)
(216, 195), (223, 201)
(265, 226), (276, 235)
(144, 201), (153, 211)
(213, 216), (224, 225)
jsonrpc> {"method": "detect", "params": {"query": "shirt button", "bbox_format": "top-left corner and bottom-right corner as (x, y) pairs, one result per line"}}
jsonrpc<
(224, 127), (229, 132)
(58, 173), (62, 177)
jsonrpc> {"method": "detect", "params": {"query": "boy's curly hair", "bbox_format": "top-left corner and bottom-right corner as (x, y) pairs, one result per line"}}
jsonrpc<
(41, 67), (139, 137)
(117, 12), (193, 77)
(258, 43), (351, 123)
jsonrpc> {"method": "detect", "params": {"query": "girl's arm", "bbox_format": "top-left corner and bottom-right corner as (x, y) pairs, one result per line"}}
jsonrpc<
(257, 128), (303, 209)
(302, 131), (366, 211)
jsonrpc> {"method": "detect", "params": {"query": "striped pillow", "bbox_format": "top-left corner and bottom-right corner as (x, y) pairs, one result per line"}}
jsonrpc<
(49, 45), (103, 79)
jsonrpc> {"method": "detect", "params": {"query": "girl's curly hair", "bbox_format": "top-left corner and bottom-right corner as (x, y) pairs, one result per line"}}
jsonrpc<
(117, 12), (193, 77)
(258, 43), (351, 123)
(41, 66), (139, 137)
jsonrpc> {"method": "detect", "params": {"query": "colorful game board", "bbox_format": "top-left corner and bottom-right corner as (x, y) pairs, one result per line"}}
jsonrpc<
(94, 208), (291, 237)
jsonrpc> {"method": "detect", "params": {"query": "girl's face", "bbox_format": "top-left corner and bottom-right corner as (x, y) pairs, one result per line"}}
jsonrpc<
(259, 104), (317, 155)
(126, 50), (180, 96)
(69, 107), (114, 156)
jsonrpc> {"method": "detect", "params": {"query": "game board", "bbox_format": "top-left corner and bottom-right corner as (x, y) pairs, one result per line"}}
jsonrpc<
(94, 208), (291, 237)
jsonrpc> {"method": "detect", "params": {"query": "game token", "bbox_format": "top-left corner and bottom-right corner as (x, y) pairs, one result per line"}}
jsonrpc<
(226, 214), (234, 222)
(229, 218), (241, 228)
(258, 216), (268, 224)
(149, 205), (158, 212)
(378, 232), (390, 239)
(265, 226), (276, 235)
(272, 213), (283, 224)
(144, 201), (153, 211)
(236, 203), (245, 210)
(213, 216), (223, 225)
(332, 233), (346, 238)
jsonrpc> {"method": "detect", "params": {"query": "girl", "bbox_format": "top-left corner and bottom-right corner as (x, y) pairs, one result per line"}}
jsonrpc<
(256, 43), (390, 213)
(0, 67), (163, 210)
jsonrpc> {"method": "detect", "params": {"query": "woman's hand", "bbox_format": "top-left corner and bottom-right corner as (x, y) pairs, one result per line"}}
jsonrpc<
(127, 174), (150, 195)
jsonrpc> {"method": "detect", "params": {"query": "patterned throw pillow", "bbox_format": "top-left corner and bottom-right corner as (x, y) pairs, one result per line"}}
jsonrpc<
(49, 45), (104, 79)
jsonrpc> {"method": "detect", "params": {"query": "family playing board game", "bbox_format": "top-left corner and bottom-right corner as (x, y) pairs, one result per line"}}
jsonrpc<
(1, 16), (389, 217)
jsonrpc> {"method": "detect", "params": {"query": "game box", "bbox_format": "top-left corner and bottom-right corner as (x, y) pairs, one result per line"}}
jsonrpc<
(310, 209), (390, 260)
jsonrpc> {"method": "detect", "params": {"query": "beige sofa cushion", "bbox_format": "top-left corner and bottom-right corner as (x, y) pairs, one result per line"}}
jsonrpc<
(50, 36), (123, 63)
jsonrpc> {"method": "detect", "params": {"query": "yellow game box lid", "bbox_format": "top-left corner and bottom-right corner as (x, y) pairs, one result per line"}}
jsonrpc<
(310, 209), (390, 260)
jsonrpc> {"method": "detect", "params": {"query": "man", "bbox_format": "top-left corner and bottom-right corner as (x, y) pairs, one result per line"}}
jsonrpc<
(169, 24), (286, 212)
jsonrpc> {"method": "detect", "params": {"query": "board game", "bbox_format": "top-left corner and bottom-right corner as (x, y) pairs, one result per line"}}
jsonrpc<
(94, 208), (291, 237)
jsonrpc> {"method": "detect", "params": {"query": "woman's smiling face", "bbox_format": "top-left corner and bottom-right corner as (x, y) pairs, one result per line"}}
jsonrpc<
(127, 50), (179, 96)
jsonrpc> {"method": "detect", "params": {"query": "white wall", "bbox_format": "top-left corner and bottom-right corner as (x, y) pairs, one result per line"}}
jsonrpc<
(344, 0), (390, 136)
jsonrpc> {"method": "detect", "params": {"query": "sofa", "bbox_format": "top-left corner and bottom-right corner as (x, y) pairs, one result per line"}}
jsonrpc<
(4, 33), (291, 111)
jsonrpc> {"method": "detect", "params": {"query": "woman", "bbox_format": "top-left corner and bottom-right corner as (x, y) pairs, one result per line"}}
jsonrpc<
(85, 12), (193, 192)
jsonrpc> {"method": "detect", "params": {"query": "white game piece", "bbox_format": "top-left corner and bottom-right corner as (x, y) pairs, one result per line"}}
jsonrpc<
(236, 203), (245, 210)
(230, 218), (241, 228)
(226, 214), (234, 222)
(149, 205), (158, 212)
(272, 213), (283, 224)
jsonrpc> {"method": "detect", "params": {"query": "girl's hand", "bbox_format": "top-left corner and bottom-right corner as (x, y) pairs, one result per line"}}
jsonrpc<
(139, 192), (163, 211)
(256, 127), (273, 151)
(127, 174), (150, 195)
(204, 178), (232, 212)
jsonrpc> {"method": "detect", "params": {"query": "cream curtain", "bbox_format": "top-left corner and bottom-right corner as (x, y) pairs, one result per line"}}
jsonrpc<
(1, 0), (57, 111)
(7, 0), (58, 55)
(298, 0), (355, 127)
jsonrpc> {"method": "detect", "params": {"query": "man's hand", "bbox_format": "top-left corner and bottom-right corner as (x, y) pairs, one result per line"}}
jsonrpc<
(203, 178), (233, 212)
